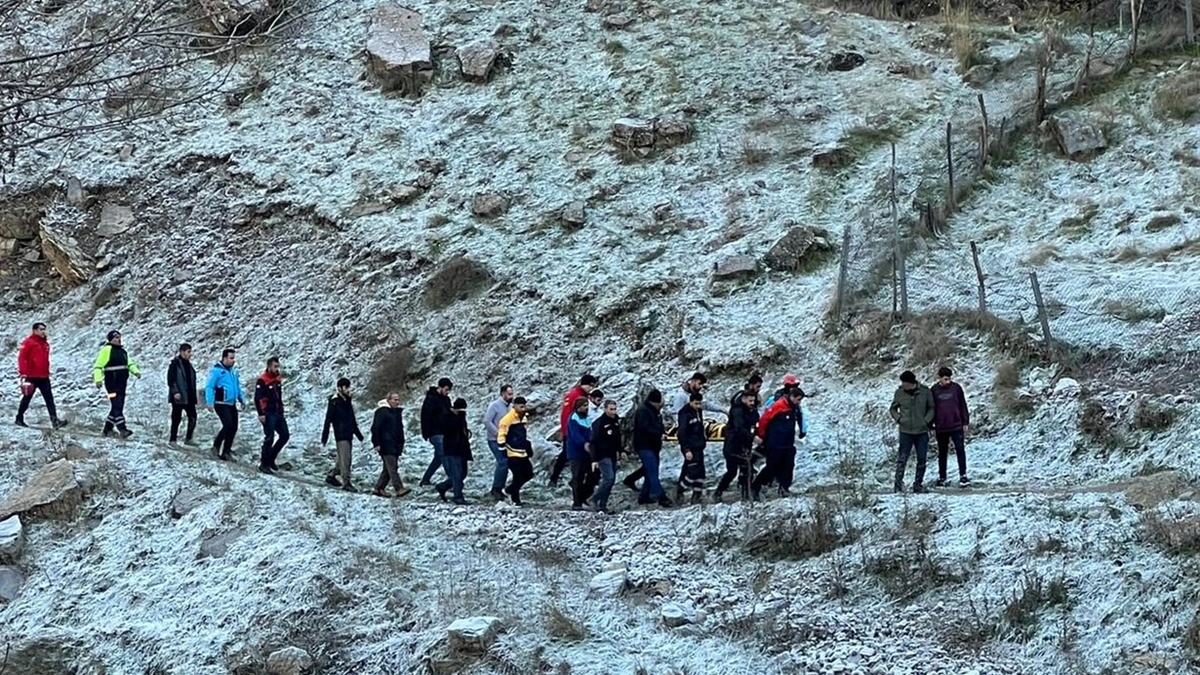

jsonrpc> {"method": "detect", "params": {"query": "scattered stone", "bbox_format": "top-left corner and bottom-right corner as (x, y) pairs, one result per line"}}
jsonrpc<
(661, 602), (698, 627)
(795, 18), (825, 36)
(0, 566), (23, 603)
(38, 224), (93, 285)
(611, 117), (656, 150)
(198, 0), (274, 34)
(1052, 377), (1080, 396)
(0, 209), (38, 240)
(763, 226), (835, 273)
(0, 516), (23, 561)
(66, 177), (84, 205)
(346, 201), (391, 219)
(447, 616), (504, 651)
(119, 143), (134, 161)
(711, 255), (757, 280)
(198, 527), (245, 560)
(560, 201), (586, 229)
(388, 184), (424, 205)
(22, 248), (41, 263)
(610, 115), (694, 157)
(828, 52), (865, 72)
(366, 3), (433, 97)
(472, 193), (509, 218)
(95, 254), (113, 272)
(0, 237), (16, 257)
(812, 146), (853, 170)
(265, 646), (313, 675)
(0, 459), (83, 521)
(457, 43), (508, 83)
(98, 203), (134, 237)
(887, 62), (930, 78)
(654, 114), (693, 147)
(589, 568), (628, 597)
(1146, 213), (1181, 232)
(602, 13), (633, 29)
(1125, 470), (1192, 510)
(1048, 116), (1106, 160)
(171, 489), (211, 519)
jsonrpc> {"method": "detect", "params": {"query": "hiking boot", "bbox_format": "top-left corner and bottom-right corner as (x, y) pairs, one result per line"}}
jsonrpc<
(585, 498), (599, 512)
(13, 417), (26, 428)
(622, 477), (640, 492)
(505, 485), (522, 506)
(219, 452), (233, 462)
(270, 463), (282, 472)
(325, 475), (342, 488)
(418, 480), (432, 488)
(118, 428), (133, 439)
(342, 484), (358, 493)
(912, 484), (929, 494)
(778, 487), (792, 498)
(657, 496), (674, 508)
(489, 489), (506, 503)
(373, 488), (389, 498)
(893, 481), (904, 494)
(713, 490), (725, 503)
(750, 487), (762, 502)
(571, 504), (586, 511)
(690, 491), (703, 505)
(436, 485), (449, 502)
(258, 465), (275, 474)
(637, 497), (653, 505)
(452, 498), (468, 506)
(935, 478), (947, 488)
(959, 476), (971, 487)
(102, 430), (115, 438)
(182, 438), (198, 447)
(51, 418), (68, 429)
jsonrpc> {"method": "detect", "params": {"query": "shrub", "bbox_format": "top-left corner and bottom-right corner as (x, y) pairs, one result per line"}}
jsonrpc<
(908, 318), (957, 366)
(1141, 509), (1200, 555)
(1077, 398), (1123, 449)
(1001, 572), (1069, 642)
(1153, 76), (1200, 120)
(1132, 399), (1179, 432)
(1184, 610), (1200, 656)
(994, 360), (1034, 416)
(422, 255), (493, 309)
(544, 604), (588, 642)
(363, 344), (414, 405)
(743, 496), (859, 561)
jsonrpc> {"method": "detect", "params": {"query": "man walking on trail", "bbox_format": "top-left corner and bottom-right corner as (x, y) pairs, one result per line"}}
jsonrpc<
(671, 372), (726, 416)
(372, 391), (410, 498)
(254, 357), (289, 474)
(205, 348), (244, 461)
(167, 343), (198, 446)
(586, 389), (605, 423)
(762, 373), (801, 410)
(323, 377), (364, 491)
(588, 399), (622, 514)
(498, 396), (534, 506)
(890, 370), (935, 494)
(419, 377), (454, 487)
(550, 374), (598, 486)
(676, 392), (709, 504)
(716, 389), (760, 502)
(15, 322), (66, 429)
(931, 367), (971, 488)
(483, 384), (514, 502)
(730, 373), (764, 411)
(92, 330), (141, 438)
(436, 397), (472, 505)
(566, 397), (595, 510)
(633, 389), (671, 507)
(750, 387), (805, 501)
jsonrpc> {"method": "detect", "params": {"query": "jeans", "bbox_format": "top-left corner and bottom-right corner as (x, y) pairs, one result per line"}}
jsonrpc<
(375, 454), (405, 493)
(260, 413), (290, 468)
(170, 403), (196, 442)
(421, 435), (445, 484)
(436, 455), (467, 501)
(936, 430), (967, 480)
(17, 377), (57, 421)
(213, 404), (239, 456)
(896, 432), (930, 488)
(103, 389), (128, 434)
(637, 450), (664, 502)
(592, 458), (615, 509)
(488, 440), (508, 493)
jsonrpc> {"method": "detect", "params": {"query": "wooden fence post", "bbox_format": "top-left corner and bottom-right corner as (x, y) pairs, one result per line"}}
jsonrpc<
(1029, 270), (1053, 351)
(970, 241), (987, 314)
(946, 121), (956, 214)
(835, 225), (851, 330)
(890, 142), (899, 321)
(976, 94), (989, 173)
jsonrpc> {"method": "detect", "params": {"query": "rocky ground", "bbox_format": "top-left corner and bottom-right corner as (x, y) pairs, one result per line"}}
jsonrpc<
(2, 0), (1200, 672)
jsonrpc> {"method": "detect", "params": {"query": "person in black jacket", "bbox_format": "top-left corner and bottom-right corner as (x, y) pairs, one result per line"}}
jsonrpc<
(729, 373), (764, 410)
(632, 389), (672, 507)
(167, 343), (198, 446)
(436, 398), (472, 505)
(419, 377), (454, 487)
(676, 392), (708, 504)
(716, 389), (760, 501)
(372, 392), (411, 498)
(323, 377), (364, 491)
(588, 399), (622, 513)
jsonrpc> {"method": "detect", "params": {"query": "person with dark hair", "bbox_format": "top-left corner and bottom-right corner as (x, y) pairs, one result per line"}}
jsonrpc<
(167, 343), (197, 445)
(586, 388), (605, 423)
(730, 373), (764, 410)
(550, 373), (599, 486)
(633, 389), (671, 507)
(15, 322), (65, 429)
(323, 377), (364, 491)
(931, 367), (971, 487)
(254, 357), (289, 474)
(588, 399), (622, 513)
(566, 397), (593, 510)
(750, 387), (805, 501)
(483, 384), (515, 502)
(436, 398), (472, 505)
(372, 391), (411, 498)
(419, 377), (454, 486)
(716, 389), (760, 501)
(670, 372), (725, 416)
(92, 330), (141, 438)
(499, 396), (533, 505)
(676, 392), (708, 504)
(205, 348), (243, 461)
(890, 370), (935, 493)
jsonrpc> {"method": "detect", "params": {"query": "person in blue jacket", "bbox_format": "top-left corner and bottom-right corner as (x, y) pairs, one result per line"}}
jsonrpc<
(205, 348), (245, 461)
(566, 397), (595, 510)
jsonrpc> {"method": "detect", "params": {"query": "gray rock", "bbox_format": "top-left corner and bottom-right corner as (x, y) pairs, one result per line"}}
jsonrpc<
(447, 616), (504, 651)
(265, 646), (312, 675)
(0, 565), (23, 603)
(366, 3), (433, 96)
(38, 225), (93, 286)
(0, 516), (23, 561)
(0, 237), (16, 257)
(1146, 213), (1181, 232)
(0, 459), (83, 521)
(602, 13), (633, 29)
(457, 43), (506, 83)
(198, 527), (245, 560)
(98, 203), (134, 237)
(561, 201), (586, 229)
(828, 52), (865, 71)
(712, 254), (757, 280)
(472, 193), (509, 218)
(1048, 116), (1106, 160)
(763, 226), (834, 273)
(661, 602), (698, 627)
(653, 114), (693, 148)
(66, 177), (84, 205)
(170, 489), (211, 519)
(611, 118), (656, 149)
(588, 568), (628, 598)
(812, 146), (853, 170)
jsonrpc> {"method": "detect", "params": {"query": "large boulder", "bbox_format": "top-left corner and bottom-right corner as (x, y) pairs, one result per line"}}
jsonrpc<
(0, 566), (22, 603)
(661, 602), (698, 628)
(265, 646), (313, 675)
(198, 527), (245, 560)
(447, 616), (504, 651)
(1048, 116), (1106, 160)
(0, 460), (83, 521)
(588, 568), (628, 598)
(170, 488), (211, 519)
(38, 224), (93, 285)
(366, 3), (433, 97)
(763, 226), (835, 273)
(0, 516), (23, 561)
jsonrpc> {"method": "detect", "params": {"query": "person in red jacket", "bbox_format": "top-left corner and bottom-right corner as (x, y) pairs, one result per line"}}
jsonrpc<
(548, 373), (598, 486)
(15, 322), (65, 428)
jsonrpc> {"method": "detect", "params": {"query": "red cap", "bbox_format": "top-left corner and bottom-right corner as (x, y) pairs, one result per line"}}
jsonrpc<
(782, 373), (799, 385)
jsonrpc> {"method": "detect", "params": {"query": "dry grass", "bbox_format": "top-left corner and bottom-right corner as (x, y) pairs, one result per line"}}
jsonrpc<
(1131, 399), (1179, 432)
(908, 316), (958, 366)
(363, 344), (414, 404)
(1002, 572), (1069, 642)
(1153, 75), (1200, 121)
(1026, 243), (1062, 266)
(544, 604), (588, 642)
(423, 255), (493, 309)
(1103, 299), (1166, 323)
(994, 360), (1034, 416)
(1141, 509), (1200, 555)
(742, 496), (859, 561)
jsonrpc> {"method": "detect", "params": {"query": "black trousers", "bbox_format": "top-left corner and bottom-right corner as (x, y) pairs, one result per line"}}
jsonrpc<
(213, 405), (239, 456)
(569, 458), (597, 507)
(260, 413), (290, 468)
(550, 442), (569, 482)
(716, 449), (753, 496)
(17, 378), (57, 421)
(103, 389), (127, 433)
(753, 446), (796, 491)
(507, 456), (534, 500)
(170, 403), (196, 442)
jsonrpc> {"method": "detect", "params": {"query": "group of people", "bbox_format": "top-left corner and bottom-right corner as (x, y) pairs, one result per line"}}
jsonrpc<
(13, 322), (975, 509)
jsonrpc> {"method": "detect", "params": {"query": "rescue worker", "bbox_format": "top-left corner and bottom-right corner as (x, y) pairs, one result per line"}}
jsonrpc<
(92, 330), (140, 438)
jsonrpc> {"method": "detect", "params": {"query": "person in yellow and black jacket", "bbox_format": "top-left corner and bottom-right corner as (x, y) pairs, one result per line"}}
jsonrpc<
(497, 396), (533, 506)
(92, 330), (141, 438)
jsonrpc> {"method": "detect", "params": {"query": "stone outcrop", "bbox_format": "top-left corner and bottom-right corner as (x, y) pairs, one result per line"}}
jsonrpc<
(711, 255), (757, 280)
(471, 193), (509, 219)
(457, 43), (509, 83)
(171, 489), (211, 519)
(198, 0), (276, 34)
(0, 566), (22, 603)
(38, 224), (93, 285)
(447, 616), (504, 651)
(610, 115), (694, 159)
(812, 146), (853, 170)
(0, 515), (23, 561)
(763, 226), (835, 273)
(588, 568), (628, 598)
(265, 646), (313, 675)
(0, 459), (83, 521)
(98, 203), (134, 237)
(1048, 116), (1106, 161)
(366, 4), (433, 97)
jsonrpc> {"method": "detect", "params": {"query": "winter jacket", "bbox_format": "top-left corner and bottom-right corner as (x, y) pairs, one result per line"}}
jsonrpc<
(890, 384), (935, 435)
(419, 387), (452, 439)
(587, 401), (603, 424)
(205, 363), (244, 406)
(671, 386), (726, 416)
(167, 356), (197, 405)
(17, 334), (50, 379)
(560, 385), (589, 437)
(483, 398), (511, 441)
(322, 392), (363, 444)
(730, 389), (761, 413)
(677, 406), (707, 453)
(92, 343), (140, 392)
(931, 382), (970, 432)
(254, 372), (285, 416)
(590, 413), (622, 463)
(497, 408), (532, 459)
(633, 402), (665, 453)
(723, 399), (760, 456)
(758, 397), (802, 450)
(371, 404), (406, 456)
(566, 413), (592, 461)
(443, 411), (473, 460)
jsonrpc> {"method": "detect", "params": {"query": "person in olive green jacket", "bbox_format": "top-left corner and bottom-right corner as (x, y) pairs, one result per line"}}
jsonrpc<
(92, 330), (142, 438)
(889, 370), (934, 494)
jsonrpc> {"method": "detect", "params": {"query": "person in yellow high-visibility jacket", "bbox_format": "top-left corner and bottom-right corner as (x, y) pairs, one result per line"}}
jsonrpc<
(497, 397), (533, 506)
(92, 330), (141, 438)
